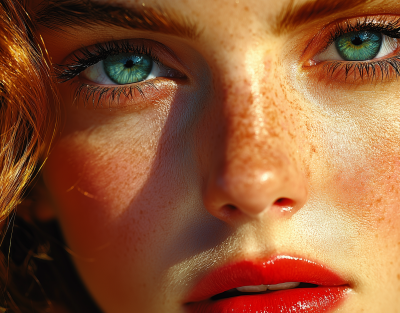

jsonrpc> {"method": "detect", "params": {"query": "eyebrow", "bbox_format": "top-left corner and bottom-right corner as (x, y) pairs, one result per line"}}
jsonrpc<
(35, 0), (201, 40)
(274, 0), (375, 35)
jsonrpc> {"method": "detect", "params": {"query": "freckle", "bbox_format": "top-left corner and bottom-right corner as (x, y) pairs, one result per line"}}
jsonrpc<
(397, 274), (400, 280)
(244, 6), (249, 11)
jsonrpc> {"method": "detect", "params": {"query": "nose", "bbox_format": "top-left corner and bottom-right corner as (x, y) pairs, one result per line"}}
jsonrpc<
(202, 81), (308, 223)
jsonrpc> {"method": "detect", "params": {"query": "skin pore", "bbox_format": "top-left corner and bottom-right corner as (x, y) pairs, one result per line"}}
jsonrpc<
(31, 0), (400, 312)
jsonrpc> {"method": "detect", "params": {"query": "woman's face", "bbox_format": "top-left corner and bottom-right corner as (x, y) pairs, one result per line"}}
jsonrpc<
(35, 0), (400, 312)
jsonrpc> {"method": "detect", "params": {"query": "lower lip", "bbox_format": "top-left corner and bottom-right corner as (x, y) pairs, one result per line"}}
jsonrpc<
(186, 286), (349, 313)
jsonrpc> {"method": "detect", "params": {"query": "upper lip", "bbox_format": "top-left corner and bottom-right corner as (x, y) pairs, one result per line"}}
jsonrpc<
(187, 255), (348, 303)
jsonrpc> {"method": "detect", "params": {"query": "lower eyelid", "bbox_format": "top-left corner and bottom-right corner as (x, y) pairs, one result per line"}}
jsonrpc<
(72, 78), (181, 111)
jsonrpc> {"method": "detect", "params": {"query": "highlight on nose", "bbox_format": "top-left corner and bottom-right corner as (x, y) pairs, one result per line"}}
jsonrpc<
(203, 165), (308, 223)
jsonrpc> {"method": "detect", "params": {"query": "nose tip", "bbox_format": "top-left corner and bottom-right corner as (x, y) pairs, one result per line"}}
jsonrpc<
(203, 161), (308, 222)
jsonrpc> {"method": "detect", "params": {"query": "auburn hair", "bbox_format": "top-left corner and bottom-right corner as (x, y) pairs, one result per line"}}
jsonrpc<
(0, 1), (102, 312)
(0, 0), (57, 311)
(0, 0), (56, 220)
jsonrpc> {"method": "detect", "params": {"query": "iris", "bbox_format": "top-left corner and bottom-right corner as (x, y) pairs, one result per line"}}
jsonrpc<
(103, 53), (153, 84)
(335, 31), (382, 61)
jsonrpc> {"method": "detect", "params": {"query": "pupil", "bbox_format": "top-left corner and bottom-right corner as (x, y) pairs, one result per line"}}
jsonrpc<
(351, 36), (363, 46)
(125, 59), (134, 68)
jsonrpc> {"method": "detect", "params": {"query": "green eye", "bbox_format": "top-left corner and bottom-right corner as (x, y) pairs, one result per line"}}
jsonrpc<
(103, 54), (153, 85)
(335, 31), (382, 61)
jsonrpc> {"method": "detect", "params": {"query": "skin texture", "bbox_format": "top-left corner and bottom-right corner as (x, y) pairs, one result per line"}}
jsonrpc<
(34, 0), (400, 312)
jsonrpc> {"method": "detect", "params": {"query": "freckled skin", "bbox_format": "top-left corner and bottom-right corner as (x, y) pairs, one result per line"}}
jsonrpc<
(36, 0), (400, 312)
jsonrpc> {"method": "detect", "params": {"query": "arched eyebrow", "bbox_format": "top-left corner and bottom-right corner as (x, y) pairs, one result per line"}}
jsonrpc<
(274, 0), (375, 35)
(35, 0), (376, 39)
(35, 0), (201, 40)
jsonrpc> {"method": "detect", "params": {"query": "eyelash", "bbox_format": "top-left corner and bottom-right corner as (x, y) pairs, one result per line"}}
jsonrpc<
(56, 41), (167, 108)
(316, 16), (400, 82)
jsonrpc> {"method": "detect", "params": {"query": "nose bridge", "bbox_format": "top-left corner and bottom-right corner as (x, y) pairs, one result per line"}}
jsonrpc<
(223, 79), (290, 197)
(203, 73), (308, 221)
(219, 52), (285, 172)
(224, 79), (282, 176)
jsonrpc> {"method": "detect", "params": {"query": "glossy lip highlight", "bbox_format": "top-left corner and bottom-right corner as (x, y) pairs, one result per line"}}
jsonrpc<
(186, 255), (350, 313)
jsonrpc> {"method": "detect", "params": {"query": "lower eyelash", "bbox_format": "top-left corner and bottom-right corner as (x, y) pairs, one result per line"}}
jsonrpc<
(71, 80), (159, 108)
(323, 56), (400, 82)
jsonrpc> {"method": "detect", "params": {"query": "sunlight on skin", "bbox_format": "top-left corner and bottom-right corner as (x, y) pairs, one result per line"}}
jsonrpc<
(30, 0), (400, 311)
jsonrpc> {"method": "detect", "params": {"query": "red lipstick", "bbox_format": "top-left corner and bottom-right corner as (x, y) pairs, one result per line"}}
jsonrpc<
(186, 255), (350, 313)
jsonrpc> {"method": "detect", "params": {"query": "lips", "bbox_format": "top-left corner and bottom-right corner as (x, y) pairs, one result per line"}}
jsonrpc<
(186, 255), (350, 313)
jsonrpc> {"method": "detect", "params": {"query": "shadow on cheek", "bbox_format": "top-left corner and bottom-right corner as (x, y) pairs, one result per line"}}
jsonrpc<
(107, 79), (241, 272)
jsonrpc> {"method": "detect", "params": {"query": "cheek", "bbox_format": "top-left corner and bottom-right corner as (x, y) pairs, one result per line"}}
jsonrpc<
(42, 137), (152, 251)
(330, 139), (400, 235)
(297, 81), (400, 236)
(42, 116), (192, 309)
(42, 103), (174, 247)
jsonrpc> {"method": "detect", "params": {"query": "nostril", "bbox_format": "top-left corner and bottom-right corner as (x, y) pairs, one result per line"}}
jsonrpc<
(220, 204), (238, 217)
(273, 198), (295, 212)
(223, 204), (237, 212)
